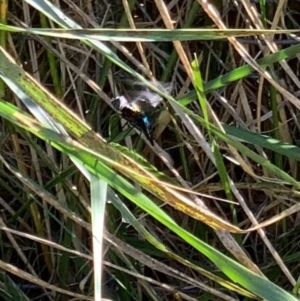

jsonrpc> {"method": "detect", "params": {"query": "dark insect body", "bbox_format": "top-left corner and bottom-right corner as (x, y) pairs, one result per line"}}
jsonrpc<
(112, 96), (155, 145)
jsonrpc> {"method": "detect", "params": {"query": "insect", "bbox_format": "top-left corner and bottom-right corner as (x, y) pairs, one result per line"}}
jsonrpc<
(111, 95), (156, 145)
(111, 81), (172, 145)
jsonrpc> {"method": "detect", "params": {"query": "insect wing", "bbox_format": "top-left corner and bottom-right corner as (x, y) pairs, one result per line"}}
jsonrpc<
(128, 82), (172, 112)
(111, 95), (132, 111)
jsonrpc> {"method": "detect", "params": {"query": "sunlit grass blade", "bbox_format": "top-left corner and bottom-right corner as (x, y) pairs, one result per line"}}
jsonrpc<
(224, 124), (300, 162)
(91, 176), (107, 301)
(179, 44), (300, 104)
(172, 101), (300, 188)
(2, 102), (298, 301)
(2, 23), (300, 41)
(0, 47), (248, 232)
(192, 56), (233, 220)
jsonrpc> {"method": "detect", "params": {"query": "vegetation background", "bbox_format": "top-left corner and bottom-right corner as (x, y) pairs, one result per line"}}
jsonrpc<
(1, 0), (300, 300)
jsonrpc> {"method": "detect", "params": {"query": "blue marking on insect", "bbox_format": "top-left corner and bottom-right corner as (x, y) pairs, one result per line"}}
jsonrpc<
(142, 115), (150, 127)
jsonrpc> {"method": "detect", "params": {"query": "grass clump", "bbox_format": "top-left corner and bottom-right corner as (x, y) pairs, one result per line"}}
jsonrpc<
(1, 0), (300, 300)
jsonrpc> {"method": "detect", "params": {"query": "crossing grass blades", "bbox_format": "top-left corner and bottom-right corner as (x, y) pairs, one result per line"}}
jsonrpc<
(111, 81), (171, 146)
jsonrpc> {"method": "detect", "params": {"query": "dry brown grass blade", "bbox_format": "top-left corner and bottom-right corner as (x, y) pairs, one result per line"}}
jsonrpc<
(153, 0), (194, 81)
(82, 131), (245, 233)
(197, 0), (297, 286)
(0, 260), (92, 300)
(0, 42), (246, 234)
(11, 129), (54, 272)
